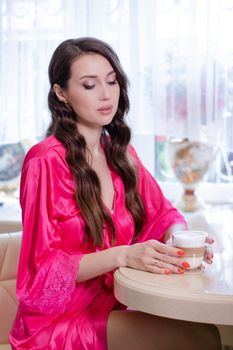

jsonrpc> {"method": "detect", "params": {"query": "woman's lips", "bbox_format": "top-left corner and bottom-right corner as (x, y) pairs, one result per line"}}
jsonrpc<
(97, 106), (113, 115)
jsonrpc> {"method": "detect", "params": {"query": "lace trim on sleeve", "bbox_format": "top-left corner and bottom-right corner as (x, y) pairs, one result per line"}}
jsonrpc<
(18, 250), (83, 315)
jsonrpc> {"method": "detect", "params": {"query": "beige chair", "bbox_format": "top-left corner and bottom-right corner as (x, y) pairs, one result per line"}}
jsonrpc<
(0, 232), (21, 350)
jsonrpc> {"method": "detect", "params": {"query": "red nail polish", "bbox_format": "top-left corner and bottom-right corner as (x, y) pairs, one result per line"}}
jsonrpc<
(177, 250), (185, 256)
(182, 262), (190, 268)
(178, 268), (185, 273)
(165, 270), (171, 275)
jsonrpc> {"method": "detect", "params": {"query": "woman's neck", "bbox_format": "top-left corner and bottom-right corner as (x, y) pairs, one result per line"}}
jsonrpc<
(77, 123), (103, 157)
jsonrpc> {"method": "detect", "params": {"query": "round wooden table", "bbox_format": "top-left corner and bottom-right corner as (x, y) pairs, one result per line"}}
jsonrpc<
(114, 205), (233, 346)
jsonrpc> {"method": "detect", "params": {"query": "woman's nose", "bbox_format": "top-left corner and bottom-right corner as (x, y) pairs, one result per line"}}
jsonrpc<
(99, 84), (110, 100)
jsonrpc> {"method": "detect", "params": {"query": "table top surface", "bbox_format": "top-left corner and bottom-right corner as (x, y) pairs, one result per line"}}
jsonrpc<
(114, 204), (233, 325)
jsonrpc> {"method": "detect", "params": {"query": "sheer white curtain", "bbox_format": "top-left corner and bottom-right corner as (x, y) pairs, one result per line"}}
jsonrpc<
(0, 0), (135, 141)
(128, 0), (233, 144)
(0, 0), (233, 163)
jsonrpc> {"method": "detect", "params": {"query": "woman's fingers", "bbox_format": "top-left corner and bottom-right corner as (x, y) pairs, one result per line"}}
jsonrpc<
(147, 239), (185, 258)
(153, 250), (190, 269)
(204, 236), (214, 264)
(126, 239), (196, 274)
(146, 240), (190, 269)
(204, 245), (213, 264)
(147, 257), (187, 275)
(206, 236), (214, 244)
(143, 241), (191, 273)
(140, 235), (215, 274)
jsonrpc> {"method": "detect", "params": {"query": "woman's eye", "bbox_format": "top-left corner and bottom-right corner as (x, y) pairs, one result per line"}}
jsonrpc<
(107, 80), (118, 86)
(83, 84), (95, 90)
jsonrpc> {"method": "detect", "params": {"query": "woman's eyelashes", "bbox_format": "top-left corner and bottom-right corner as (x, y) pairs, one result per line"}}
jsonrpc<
(83, 84), (95, 90)
(107, 79), (118, 86)
(83, 80), (118, 90)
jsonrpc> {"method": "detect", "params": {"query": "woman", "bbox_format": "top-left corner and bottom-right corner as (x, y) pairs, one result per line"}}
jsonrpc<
(9, 37), (221, 350)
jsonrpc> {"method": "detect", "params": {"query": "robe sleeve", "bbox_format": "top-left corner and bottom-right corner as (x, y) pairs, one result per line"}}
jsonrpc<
(128, 145), (187, 242)
(16, 152), (83, 315)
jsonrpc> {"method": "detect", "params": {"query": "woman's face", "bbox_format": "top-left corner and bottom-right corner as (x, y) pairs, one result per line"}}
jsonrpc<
(61, 53), (120, 130)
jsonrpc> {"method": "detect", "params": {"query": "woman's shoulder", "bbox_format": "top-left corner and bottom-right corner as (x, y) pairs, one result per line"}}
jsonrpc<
(127, 143), (141, 165)
(24, 135), (66, 163)
(127, 143), (137, 156)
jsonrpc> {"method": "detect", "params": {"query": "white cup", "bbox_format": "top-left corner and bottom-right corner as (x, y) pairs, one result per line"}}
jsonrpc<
(172, 230), (208, 270)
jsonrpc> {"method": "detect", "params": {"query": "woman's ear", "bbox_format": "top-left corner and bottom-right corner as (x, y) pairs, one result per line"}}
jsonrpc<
(53, 84), (68, 103)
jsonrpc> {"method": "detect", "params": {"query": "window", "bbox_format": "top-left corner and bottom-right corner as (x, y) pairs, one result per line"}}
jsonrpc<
(0, 0), (233, 202)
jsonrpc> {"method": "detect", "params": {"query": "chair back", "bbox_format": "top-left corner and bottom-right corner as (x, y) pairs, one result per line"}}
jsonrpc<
(0, 232), (21, 346)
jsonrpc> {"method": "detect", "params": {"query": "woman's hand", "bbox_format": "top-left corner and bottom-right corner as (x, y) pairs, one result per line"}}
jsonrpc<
(204, 236), (214, 264)
(163, 224), (215, 268)
(121, 240), (191, 275)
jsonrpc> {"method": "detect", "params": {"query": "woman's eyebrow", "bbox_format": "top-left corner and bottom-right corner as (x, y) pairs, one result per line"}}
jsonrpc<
(106, 70), (116, 76)
(79, 70), (115, 80)
(79, 74), (97, 80)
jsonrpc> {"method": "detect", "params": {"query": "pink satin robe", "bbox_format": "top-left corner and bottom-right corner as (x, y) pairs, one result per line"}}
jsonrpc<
(9, 135), (186, 349)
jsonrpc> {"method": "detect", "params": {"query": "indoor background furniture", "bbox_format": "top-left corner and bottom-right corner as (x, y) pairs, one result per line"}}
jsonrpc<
(0, 199), (22, 234)
(0, 232), (21, 349)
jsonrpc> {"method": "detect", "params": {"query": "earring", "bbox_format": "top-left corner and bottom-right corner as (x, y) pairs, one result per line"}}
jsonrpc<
(59, 98), (70, 108)
(64, 100), (70, 108)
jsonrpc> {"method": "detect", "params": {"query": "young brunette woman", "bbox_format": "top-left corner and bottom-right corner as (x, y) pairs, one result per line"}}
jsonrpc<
(9, 37), (221, 350)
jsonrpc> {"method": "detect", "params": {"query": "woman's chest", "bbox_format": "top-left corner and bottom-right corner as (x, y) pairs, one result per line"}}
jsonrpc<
(56, 195), (135, 253)
(53, 162), (135, 252)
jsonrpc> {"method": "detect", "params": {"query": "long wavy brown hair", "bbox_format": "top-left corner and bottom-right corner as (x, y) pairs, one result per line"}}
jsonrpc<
(47, 37), (146, 246)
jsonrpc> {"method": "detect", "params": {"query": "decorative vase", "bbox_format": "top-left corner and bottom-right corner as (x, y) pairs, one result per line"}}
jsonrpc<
(168, 137), (215, 212)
